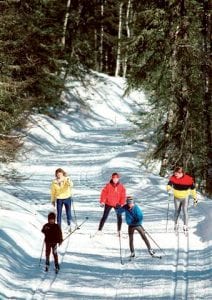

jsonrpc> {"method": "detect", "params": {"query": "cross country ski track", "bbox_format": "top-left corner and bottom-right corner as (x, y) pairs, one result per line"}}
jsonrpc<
(1, 104), (211, 299)
(31, 234), (72, 300)
(173, 232), (189, 300)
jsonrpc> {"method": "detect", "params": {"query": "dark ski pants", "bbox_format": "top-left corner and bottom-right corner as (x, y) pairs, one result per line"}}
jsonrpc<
(128, 225), (151, 253)
(98, 204), (122, 231)
(45, 243), (59, 267)
(174, 197), (189, 226)
(56, 197), (72, 227)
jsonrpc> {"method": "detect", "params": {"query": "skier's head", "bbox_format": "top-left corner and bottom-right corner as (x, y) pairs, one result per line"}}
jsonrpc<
(126, 196), (134, 207)
(173, 166), (184, 179)
(55, 168), (67, 179)
(111, 172), (120, 184)
(48, 212), (56, 223)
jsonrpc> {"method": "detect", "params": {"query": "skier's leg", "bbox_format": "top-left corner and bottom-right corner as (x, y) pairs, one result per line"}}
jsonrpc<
(128, 226), (135, 254)
(56, 199), (63, 227)
(45, 243), (51, 266)
(117, 214), (122, 232)
(52, 244), (59, 268)
(114, 207), (122, 231)
(181, 197), (189, 226)
(98, 205), (112, 230)
(174, 198), (181, 225)
(64, 197), (72, 226)
(137, 226), (151, 250)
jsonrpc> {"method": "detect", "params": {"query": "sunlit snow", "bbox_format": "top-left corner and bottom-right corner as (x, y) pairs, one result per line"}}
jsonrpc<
(0, 73), (211, 300)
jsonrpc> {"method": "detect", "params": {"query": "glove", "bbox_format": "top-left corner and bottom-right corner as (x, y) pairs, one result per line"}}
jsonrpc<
(100, 202), (105, 208)
(193, 198), (198, 207)
(115, 204), (121, 209)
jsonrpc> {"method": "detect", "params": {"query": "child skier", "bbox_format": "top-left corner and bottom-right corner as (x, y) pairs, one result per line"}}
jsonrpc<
(41, 212), (63, 273)
(117, 196), (155, 258)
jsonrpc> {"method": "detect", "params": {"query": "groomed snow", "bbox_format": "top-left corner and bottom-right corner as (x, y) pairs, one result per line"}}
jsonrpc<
(0, 73), (211, 300)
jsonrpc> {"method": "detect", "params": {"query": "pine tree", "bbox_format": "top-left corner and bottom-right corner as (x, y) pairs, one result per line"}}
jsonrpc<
(126, 0), (211, 194)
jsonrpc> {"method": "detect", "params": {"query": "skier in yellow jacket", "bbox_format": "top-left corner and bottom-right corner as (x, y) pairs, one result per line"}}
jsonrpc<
(167, 166), (197, 233)
(50, 168), (73, 231)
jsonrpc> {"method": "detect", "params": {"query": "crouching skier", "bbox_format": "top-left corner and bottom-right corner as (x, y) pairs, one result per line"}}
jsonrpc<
(41, 212), (63, 273)
(117, 196), (155, 258)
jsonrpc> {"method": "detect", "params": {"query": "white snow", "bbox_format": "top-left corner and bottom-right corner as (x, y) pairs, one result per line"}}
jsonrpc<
(0, 73), (211, 300)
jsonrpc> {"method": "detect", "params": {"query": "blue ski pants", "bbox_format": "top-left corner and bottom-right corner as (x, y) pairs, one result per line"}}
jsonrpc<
(56, 197), (72, 227)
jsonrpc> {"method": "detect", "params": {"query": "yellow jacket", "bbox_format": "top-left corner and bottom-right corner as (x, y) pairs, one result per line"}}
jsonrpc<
(51, 177), (73, 204)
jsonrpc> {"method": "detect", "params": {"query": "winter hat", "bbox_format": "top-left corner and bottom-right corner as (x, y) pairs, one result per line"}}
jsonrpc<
(126, 196), (134, 204)
(48, 212), (56, 220)
(112, 172), (120, 178)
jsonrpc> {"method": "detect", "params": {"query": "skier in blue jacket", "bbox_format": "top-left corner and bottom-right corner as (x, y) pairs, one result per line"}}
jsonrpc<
(118, 196), (155, 257)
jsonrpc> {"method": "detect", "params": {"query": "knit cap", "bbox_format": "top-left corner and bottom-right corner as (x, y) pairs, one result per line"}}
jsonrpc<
(126, 196), (134, 204)
(112, 172), (120, 178)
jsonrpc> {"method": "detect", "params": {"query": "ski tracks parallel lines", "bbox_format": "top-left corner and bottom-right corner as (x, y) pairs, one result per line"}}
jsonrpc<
(114, 250), (144, 300)
(31, 234), (71, 300)
(173, 232), (189, 300)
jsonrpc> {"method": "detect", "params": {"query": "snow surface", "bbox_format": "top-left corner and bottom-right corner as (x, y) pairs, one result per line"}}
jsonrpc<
(0, 73), (211, 300)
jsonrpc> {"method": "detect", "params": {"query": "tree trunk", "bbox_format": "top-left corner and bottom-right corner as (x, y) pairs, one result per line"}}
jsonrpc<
(61, 0), (72, 49)
(100, 1), (104, 72)
(115, 2), (123, 77)
(122, 0), (131, 78)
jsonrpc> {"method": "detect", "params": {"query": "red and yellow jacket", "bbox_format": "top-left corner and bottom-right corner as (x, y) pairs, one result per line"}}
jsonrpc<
(167, 174), (196, 200)
(100, 181), (126, 207)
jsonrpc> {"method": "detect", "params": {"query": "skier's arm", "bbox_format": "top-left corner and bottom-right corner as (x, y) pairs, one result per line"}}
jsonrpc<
(120, 185), (126, 205)
(190, 182), (197, 206)
(133, 206), (143, 224)
(116, 205), (126, 214)
(100, 185), (107, 204)
(50, 182), (56, 205)
(41, 224), (48, 234)
(56, 226), (63, 245)
(166, 180), (173, 194)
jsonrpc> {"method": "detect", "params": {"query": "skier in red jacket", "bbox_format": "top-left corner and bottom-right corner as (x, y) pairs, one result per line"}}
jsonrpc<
(97, 172), (126, 235)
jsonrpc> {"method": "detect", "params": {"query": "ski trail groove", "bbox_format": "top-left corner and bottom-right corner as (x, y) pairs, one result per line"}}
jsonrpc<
(31, 234), (71, 300)
(173, 231), (189, 300)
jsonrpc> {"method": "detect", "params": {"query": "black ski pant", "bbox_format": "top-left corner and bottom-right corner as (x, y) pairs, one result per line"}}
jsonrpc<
(45, 243), (59, 267)
(128, 225), (151, 253)
(98, 204), (122, 231)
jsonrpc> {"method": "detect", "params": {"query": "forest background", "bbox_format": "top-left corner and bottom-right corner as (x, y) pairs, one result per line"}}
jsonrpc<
(0, 0), (211, 195)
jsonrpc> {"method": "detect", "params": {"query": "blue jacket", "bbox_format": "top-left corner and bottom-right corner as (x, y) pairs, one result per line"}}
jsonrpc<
(118, 204), (143, 226)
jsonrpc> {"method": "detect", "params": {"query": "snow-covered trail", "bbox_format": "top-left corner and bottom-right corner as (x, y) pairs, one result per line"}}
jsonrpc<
(0, 74), (211, 300)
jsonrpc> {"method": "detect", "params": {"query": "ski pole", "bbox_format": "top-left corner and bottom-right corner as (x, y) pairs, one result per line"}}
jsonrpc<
(71, 197), (79, 228)
(142, 226), (166, 256)
(166, 193), (171, 232)
(118, 233), (124, 265)
(63, 217), (89, 241)
(39, 240), (45, 267)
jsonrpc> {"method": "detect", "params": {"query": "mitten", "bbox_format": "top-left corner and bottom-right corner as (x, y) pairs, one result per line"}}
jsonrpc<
(193, 198), (198, 207)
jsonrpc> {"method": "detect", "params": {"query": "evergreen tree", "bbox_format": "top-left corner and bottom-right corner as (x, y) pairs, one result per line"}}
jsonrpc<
(126, 0), (211, 195)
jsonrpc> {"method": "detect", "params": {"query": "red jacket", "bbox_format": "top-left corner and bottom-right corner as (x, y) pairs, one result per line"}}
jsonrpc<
(100, 181), (126, 207)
